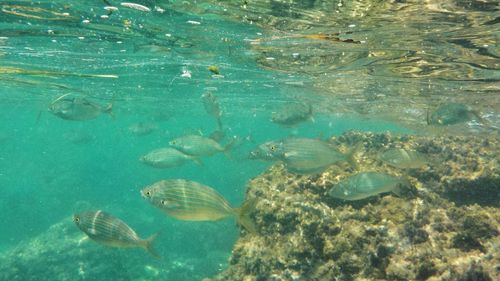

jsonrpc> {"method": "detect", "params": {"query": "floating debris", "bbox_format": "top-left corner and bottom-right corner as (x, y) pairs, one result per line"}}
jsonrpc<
(1, 4), (76, 20)
(181, 69), (192, 78)
(328, 172), (407, 201)
(208, 65), (220, 75)
(73, 210), (159, 258)
(270, 102), (313, 127)
(141, 179), (257, 233)
(140, 147), (201, 168)
(48, 94), (112, 121)
(0, 66), (118, 78)
(120, 2), (151, 12)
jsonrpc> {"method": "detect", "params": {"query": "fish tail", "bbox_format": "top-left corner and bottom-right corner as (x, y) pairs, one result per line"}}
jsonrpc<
(393, 177), (411, 197)
(345, 142), (363, 169)
(105, 94), (116, 118)
(209, 129), (225, 142)
(104, 103), (113, 115)
(141, 232), (161, 259)
(235, 198), (258, 234)
(192, 157), (204, 166)
(223, 136), (242, 158)
(216, 116), (224, 132)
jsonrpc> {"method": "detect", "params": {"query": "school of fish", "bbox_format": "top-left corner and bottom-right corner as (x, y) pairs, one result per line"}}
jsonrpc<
(44, 83), (474, 259)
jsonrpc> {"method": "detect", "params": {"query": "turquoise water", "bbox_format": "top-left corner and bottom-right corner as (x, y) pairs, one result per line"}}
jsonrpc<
(0, 1), (498, 280)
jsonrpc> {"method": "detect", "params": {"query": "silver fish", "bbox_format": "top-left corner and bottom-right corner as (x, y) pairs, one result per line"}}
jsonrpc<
(129, 122), (157, 136)
(378, 148), (428, 169)
(263, 138), (354, 174)
(48, 94), (112, 121)
(271, 102), (313, 127)
(63, 130), (95, 144)
(427, 103), (482, 126)
(329, 172), (406, 201)
(141, 179), (257, 233)
(169, 134), (234, 157)
(202, 92), (223, 130)
(140, 147), (201, 168)
(73, 210), (159, 257)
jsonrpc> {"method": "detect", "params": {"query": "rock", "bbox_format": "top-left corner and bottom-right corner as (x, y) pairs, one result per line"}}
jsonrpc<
(0, 218), (230, 281)
(207, 132), (499, 281)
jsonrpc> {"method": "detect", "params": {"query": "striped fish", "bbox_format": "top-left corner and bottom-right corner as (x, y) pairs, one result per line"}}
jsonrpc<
(168, 134), (234, 157)
(48, 94), (112, 121)
(378, 148), (428, 169)
(328, 172), (407, 201)
(141, 179), (257, 233)
(73, 210), (159, 258)
(140, 147), (202, 168)
(263, 138), (355, 174)
(271, 102), (313, 127)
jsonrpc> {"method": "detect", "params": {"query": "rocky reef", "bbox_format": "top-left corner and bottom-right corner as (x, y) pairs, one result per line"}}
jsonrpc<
(207, 131), (499, 281)
(0, 218), (231, 281)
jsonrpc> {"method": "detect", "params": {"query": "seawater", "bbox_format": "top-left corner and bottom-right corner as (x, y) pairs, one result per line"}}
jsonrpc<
(0, 1), (497, 281)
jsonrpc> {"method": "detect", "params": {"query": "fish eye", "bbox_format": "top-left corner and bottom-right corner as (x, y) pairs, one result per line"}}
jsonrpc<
(160, 200), (167, 205)
(270, 145), (276, 151)
(145, 191), (151, 196)
(73, 216), (80, 223)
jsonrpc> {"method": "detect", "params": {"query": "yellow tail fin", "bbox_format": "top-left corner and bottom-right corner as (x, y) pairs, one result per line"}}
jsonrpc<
(140, 232), (160, 259)
(235, 198), (258, 234)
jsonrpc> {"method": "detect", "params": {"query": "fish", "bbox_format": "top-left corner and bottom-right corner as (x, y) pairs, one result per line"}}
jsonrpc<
(248, 141), (281, 161)
(140, 148), (202, 168)
(141, 179), (257, 233)
(48, 94), (112, 121)
(262, 138), (356, 174)
(63, 130), (95, 144)
(271, 102), (313, 127)
(427, 103), (483, 126)
(378, 148), (428, 169)
(73, 210), (159, 258)
(328, 172), (407, 201)
(168, 134), (235, 157)
(201, 92), (223, 130)
(128, 122), (157, 136)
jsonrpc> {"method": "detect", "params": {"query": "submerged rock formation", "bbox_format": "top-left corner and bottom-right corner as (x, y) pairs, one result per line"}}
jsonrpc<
(0, 218), (230, 281)
(207, 131), (499, 281)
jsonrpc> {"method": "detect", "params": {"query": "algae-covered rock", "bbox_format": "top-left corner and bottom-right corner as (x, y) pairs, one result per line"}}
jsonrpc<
(207, 131), (499, 281)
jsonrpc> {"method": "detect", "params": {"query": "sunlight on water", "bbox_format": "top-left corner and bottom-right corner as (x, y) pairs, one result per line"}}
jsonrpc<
(0, 1), (498, 280)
